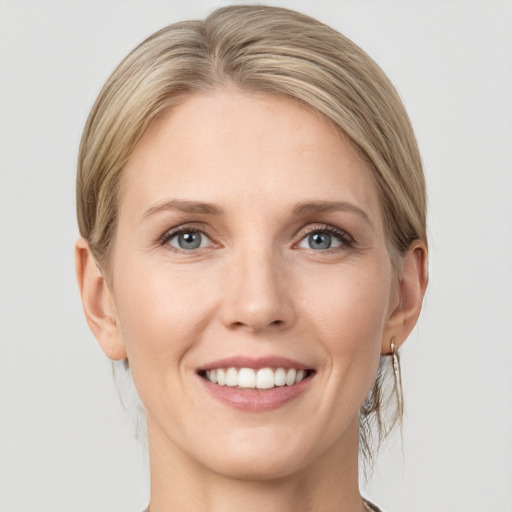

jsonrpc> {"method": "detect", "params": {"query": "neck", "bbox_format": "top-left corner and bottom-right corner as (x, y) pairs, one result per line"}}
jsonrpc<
(147, 417), (368, 512)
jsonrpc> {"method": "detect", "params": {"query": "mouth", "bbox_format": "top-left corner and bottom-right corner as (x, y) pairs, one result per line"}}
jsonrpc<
(196, 356), (315, 411)
(199, 366), (314, 389)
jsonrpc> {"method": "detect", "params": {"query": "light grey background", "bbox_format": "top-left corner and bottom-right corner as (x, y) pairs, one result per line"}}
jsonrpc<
(1, 1), (511, 511)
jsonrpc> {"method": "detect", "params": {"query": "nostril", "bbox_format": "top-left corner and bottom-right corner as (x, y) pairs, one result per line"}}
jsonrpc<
(229, 318), (285, 331)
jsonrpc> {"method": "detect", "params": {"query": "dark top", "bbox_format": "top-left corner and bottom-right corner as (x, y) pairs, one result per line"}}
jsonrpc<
(142, 499), (383, 511)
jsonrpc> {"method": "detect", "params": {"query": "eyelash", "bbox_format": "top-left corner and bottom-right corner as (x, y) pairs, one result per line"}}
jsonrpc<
(160, 224), (215, 248)
(296, 224), (354, 250)
(159, 223), (354, 252)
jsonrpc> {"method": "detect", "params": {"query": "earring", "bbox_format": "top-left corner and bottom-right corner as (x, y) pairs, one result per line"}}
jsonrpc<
(390, 337), (403, 416)
(390, 337), (398, 370)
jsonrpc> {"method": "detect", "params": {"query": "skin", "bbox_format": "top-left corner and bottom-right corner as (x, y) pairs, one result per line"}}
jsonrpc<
(76, 90), (427, 512)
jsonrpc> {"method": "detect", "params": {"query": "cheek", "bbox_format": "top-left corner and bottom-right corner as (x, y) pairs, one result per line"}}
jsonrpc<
(112, 259), (217, 369)
(297, 261), (392, 426)
(297, 258), (393, 410)
(110, 261), (222, 424)
(299, 260), (392, 346)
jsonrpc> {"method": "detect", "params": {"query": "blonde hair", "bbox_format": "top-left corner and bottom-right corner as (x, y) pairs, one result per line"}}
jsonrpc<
(77, 4), (427, 463)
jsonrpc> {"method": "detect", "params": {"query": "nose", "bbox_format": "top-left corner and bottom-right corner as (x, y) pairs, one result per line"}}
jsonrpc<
(220, 247), (295, 334)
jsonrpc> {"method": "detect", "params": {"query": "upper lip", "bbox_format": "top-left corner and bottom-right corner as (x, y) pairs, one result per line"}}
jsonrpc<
(197, 355), (311, 372)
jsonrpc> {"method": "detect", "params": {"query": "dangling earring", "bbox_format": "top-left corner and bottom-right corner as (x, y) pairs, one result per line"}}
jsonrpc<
(390, 337), (404, 417)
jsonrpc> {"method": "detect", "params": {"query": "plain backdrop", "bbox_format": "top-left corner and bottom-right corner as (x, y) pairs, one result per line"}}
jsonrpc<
(1, 1), (511, 511)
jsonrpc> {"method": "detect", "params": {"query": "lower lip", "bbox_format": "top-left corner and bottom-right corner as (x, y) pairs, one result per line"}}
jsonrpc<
(198, 375), (313, 412)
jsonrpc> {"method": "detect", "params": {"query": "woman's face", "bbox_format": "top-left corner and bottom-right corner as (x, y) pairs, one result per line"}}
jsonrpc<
(108, 90), (398, 479)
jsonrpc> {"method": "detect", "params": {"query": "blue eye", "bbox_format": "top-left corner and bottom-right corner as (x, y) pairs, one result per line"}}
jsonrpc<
(297, 227), (351, 251)
(307, 232), (336, 250)
(166, 230), (211, 250)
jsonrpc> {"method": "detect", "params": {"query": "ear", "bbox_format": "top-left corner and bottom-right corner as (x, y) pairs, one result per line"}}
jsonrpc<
(381, 240), (429, 354)
(75, 237), (127, 360)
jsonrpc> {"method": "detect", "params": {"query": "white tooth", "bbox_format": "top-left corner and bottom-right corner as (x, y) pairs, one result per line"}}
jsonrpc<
(285, 368), (296, 386)
(296, 369), (305, 383)
(225, 367), (238, 387)
(210, 369), (217, 384)
(274, 367), (286, 386)
(238, 368), (256, 388)
(217, 368), (226, 386)
(256, 368), (275, 389)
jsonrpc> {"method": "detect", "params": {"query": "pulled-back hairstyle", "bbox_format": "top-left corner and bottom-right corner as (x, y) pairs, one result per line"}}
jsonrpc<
(77, 4), (427, 465)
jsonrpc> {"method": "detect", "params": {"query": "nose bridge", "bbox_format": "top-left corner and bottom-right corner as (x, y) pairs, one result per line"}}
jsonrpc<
(221, 239), (294, 332)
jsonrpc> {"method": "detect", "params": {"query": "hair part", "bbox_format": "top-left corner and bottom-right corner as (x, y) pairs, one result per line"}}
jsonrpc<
(77, 4), (426, 463)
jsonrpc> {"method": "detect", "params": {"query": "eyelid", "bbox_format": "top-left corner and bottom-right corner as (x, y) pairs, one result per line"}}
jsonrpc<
(158, 222), (353, 252)
(160, 223), (218, 249)
(294, 223), (354, 248)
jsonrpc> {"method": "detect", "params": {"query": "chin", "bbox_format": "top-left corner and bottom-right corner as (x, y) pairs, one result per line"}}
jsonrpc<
(193, 426), (321, 482)
(205, 451), (307, 482)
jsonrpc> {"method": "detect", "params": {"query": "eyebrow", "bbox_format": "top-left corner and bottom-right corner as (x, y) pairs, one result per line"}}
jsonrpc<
(292, 201), (373, 228)
(141, 200), (223, 221)
(141, 199), (373, 228)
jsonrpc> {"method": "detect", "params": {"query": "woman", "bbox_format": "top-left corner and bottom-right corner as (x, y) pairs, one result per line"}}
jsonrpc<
(75, 5), (428, 511)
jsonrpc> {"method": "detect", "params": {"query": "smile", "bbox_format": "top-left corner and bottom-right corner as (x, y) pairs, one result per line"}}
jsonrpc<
(197, 356), (315, 411)
(203, 367), (310, 389)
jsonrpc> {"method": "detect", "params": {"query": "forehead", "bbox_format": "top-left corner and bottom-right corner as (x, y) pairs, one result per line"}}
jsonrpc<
(120, 90), (383, 226)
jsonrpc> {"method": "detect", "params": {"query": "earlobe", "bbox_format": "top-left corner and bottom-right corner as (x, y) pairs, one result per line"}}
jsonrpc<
(382, 240), (429, 354)
(75, 237), (127, 360)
